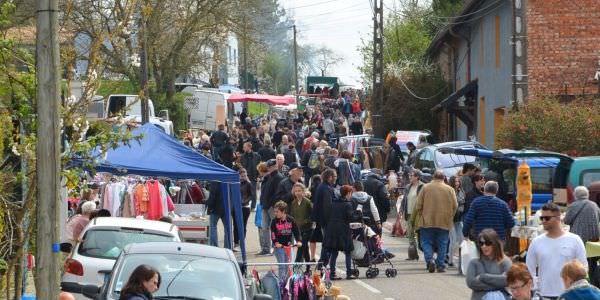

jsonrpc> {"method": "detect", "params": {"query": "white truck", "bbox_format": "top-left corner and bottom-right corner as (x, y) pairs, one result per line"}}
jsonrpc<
(182, 87), (242, 131)
(105, 94), (174, 136)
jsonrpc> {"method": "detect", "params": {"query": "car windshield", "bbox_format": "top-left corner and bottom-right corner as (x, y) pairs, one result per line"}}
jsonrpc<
(79, 229), (175, 259)
(435, 151), (476, 168)
(112, 253), (242, 300)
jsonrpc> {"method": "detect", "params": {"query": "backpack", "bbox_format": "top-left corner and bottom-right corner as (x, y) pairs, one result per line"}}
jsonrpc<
(308, 151), (320, 170)
(352, 197), (373, 222)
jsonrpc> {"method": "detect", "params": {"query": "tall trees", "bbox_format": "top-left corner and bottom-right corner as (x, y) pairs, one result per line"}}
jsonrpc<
(359, 0), (463, 135)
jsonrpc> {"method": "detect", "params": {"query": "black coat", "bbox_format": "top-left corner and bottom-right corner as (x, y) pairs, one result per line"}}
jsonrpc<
(219, 144), (235, 168)
(260, 171), (285, 209)
(240, 152), (261, 182)
(258, 146), (276, 162)
(363, 175), (391, 222)
(210, 130), (228, 147)
(275, 177), (300, 204)
(324, 198), (354, 252)
(386, 143), (404, 172)
(206, 181), (224, 217)
(311, 182), (335, 226)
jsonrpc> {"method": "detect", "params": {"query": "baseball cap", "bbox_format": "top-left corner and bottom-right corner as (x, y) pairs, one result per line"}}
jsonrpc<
(266, 159), (277, 167)
(289, 162), (301, 171)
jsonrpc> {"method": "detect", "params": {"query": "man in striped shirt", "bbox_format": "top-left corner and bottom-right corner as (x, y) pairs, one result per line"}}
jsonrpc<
(462, 181), (515, 241)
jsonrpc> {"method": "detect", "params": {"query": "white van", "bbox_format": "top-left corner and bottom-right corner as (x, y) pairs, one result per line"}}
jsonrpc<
(182, 88), (242, 131)
(106, 94), (174, 136)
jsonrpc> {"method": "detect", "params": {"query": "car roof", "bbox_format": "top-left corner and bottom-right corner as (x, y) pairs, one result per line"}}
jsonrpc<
(429, 140), (484, 149)
(88, 217), (178, 234)
(496, 149), (573, 161)
(573, 156), (600, 162)
(121, 242), (236, 261)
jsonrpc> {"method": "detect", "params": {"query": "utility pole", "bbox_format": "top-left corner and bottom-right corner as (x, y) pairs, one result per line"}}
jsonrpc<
(293, 24), (299, 103)
(372, 0), (384, 137)
(140, 1), (149, 123)
(36, 0), (61, 298)
(511, 0), (528, 110)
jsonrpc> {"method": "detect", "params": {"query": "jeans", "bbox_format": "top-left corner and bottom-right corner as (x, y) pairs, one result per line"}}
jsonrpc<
(260, 207), (275, 252)
(274, 247), (290, 281)
(419, 227), (449, 269)
(329, 250), (352, 275)
(233, 207), (251, 245)
(209, 214), (231, 249)
(295, 229), (313, 262)
(448, 222), (463, 265)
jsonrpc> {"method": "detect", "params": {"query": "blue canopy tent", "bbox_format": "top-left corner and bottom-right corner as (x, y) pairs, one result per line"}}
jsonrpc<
(75, 123), (247, 262)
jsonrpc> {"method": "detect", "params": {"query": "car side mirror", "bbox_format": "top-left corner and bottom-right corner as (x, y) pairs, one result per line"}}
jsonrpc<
(81, 284), (100, 299)
(60, 242), (72, 253)
(254, 294), (273, 300)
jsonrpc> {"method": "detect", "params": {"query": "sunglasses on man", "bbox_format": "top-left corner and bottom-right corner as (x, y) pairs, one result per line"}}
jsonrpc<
(539, 215), (559, 222)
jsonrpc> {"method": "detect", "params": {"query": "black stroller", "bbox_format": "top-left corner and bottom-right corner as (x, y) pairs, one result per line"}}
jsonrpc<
(349, 217), (398, 278)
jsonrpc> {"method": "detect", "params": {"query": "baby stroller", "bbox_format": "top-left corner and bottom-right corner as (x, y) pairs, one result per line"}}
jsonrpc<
(349, 217), (398, 278)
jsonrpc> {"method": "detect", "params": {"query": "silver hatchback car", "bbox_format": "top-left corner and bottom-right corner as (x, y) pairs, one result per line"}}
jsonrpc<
(81, 242), (272, 300)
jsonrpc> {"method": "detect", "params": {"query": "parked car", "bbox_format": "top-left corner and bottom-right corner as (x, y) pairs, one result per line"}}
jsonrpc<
(567, 156), (600, 203)
(61, 217), (181, 299)
(439, 147), (574, 212)
(413, 141), (487, 178)
(81, 242), (271, 300)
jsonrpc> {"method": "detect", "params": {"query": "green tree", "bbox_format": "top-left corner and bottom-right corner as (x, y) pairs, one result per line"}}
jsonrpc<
(359, 0), (452, 136)
(497, 97), (600, 156)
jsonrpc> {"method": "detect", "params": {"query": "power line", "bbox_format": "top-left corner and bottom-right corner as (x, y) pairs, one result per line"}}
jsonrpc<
(294, 2), (367, 20)
(437, 1), (505, 25)
(428, 0), (503, 20)
(285, 0), (342, 10)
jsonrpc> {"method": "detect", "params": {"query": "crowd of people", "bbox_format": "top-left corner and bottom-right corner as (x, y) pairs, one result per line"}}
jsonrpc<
(61, 91), (600, 299)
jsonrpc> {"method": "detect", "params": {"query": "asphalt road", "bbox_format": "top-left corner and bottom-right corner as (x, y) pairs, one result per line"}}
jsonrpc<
(215, 211), (472, 300)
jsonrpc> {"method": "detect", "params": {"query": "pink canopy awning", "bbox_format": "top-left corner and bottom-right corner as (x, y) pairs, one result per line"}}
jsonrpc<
(227, 93), (295, 105)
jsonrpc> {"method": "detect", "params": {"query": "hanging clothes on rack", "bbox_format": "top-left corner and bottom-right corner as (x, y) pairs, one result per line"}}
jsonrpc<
(261, 270), (282, 300)
(133, 182), (149, 216)
(103, 180), (128, 217)
(145, 180), (164, 220)
(285, 273), (315, 300)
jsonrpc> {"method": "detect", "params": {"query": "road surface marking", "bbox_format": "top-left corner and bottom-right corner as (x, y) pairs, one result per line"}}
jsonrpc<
(338, 270), (382, 294)
(384, 298), (395, 300)
(355, 279), (382, 294)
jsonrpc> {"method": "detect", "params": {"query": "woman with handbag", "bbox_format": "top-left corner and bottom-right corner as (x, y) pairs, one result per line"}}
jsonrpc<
(466, 229), (512, 300)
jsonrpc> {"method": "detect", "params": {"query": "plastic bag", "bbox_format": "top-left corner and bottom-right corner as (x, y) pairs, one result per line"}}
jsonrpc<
(460, 240), (479, 275)
(254, 203), (262, 228)
(351, 240), (367, 259)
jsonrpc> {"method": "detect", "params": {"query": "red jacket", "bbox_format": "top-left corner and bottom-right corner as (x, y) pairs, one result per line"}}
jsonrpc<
(351, 101), (362, 113)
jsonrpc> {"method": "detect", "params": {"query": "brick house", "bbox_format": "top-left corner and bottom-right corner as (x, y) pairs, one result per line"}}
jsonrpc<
(427, 0), (600, 149)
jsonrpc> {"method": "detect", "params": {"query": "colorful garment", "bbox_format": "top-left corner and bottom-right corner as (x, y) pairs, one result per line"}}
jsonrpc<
(145, 180), (164, 220)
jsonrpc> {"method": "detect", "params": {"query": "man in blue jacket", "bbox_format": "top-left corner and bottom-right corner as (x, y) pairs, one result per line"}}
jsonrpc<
(462, 181), (515, 241)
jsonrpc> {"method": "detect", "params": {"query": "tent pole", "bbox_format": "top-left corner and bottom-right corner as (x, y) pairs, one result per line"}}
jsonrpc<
(220, 182), (232, 249)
